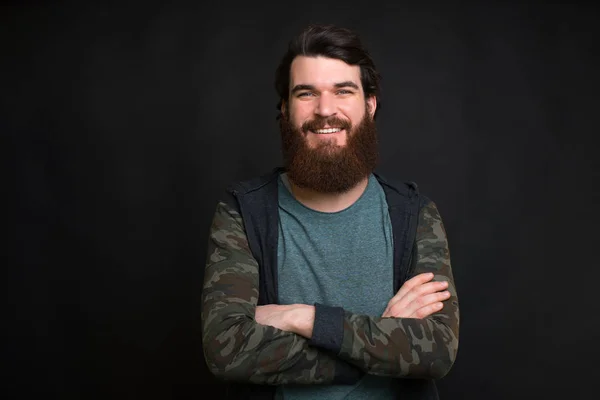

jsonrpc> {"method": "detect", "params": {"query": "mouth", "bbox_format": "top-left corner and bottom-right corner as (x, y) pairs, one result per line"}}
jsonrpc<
(309, 127), (344, 135)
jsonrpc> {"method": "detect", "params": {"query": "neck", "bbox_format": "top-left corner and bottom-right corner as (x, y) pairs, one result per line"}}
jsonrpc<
(288, 175), (370, 213)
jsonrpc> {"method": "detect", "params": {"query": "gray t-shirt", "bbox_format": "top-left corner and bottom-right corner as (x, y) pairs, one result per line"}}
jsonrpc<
(276, 173), (396, 399)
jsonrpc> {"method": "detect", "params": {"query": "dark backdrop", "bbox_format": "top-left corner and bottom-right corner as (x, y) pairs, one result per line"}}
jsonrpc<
(4, 1), (599, 399)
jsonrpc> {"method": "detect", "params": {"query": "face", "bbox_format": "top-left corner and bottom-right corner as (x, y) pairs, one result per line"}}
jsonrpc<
(279, 56), (379, 194)
(284, 56), (377, 148)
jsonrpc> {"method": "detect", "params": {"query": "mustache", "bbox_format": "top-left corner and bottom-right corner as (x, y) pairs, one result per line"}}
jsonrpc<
(301, 116), (352, 133)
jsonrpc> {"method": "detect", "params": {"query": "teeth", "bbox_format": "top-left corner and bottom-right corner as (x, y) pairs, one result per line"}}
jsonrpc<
(314, 128), (342, 134)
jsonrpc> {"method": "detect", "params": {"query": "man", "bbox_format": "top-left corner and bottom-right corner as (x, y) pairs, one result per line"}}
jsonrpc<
(201, 24), (459, 399)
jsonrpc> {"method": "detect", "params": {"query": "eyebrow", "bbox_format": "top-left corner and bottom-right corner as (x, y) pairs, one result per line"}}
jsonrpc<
(291, 81), (360, 94)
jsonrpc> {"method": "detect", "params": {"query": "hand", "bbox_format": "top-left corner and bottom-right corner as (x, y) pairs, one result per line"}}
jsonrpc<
(255, 304), (315, 338)
(382, 272), (451, 319)
(255, 304), (292, 330)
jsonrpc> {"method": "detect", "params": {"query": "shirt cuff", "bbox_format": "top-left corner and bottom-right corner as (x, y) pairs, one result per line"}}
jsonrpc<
(308, 302), (344, 354)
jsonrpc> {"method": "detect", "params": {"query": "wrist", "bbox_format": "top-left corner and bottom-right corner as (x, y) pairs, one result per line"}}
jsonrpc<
(287, 304), (315, 338)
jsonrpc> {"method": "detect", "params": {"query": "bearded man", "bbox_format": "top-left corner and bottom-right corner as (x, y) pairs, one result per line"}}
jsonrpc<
(201, 24), (460, 400)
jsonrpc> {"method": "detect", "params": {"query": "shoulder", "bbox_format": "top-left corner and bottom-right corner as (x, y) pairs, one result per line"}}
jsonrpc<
(218, 167), (284, 213)
(226, 167), (284, 195)
(372, 171), (432, 208)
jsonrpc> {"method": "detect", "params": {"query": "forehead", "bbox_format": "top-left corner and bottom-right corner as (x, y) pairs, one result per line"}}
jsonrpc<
(289, 56), (362, 89)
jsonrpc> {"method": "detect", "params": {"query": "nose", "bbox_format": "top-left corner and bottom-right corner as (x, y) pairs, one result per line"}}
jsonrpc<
(315, 92), (336, 117)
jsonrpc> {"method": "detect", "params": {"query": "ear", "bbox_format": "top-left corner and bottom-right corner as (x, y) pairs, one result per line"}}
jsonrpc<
(280, 100), (287, 117)
(366, 95), (377, 118)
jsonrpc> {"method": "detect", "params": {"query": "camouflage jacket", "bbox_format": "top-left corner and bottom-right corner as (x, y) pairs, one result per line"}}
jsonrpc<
(201, 169), (459, 398)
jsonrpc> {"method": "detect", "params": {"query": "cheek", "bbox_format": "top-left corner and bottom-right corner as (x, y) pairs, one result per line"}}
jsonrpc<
(289, 104), (312, 126)
(340, 104), (366, 125)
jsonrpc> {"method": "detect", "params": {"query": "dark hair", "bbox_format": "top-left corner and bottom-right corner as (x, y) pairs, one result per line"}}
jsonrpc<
(274, 24), (382, 120)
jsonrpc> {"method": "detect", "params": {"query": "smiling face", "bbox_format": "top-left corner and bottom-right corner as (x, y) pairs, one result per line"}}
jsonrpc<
(285, 56), (377, 149)
(279, 56), (379, 194)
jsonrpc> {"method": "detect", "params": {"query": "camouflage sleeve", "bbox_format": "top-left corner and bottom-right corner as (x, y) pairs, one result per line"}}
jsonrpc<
(201, 200), (361, 385)
(309, 200), (459, 379)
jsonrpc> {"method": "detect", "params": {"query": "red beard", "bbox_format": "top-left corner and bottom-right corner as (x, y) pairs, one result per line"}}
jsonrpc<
(280, 107), (379, 193)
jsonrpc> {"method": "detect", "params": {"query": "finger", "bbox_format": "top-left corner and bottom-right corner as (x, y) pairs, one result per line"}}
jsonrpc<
(411, 302), (444, 319)
(385, 280), (448, 316)
(404, 280), (448, 305)
(403, 290), (450, 317)
(386, 272), (435, 311)
(388, 290), (450, 318)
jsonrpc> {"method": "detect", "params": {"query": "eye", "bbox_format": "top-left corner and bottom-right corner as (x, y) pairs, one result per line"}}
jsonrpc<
(336, 89), (354, 95)
(297, 92), (315, 98)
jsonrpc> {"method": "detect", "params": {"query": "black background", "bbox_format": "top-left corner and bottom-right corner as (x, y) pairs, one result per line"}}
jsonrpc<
(4, 1), (599, 399)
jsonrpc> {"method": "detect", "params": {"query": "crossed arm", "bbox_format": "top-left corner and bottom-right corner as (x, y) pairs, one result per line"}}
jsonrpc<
(201, 200), (459, 385)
